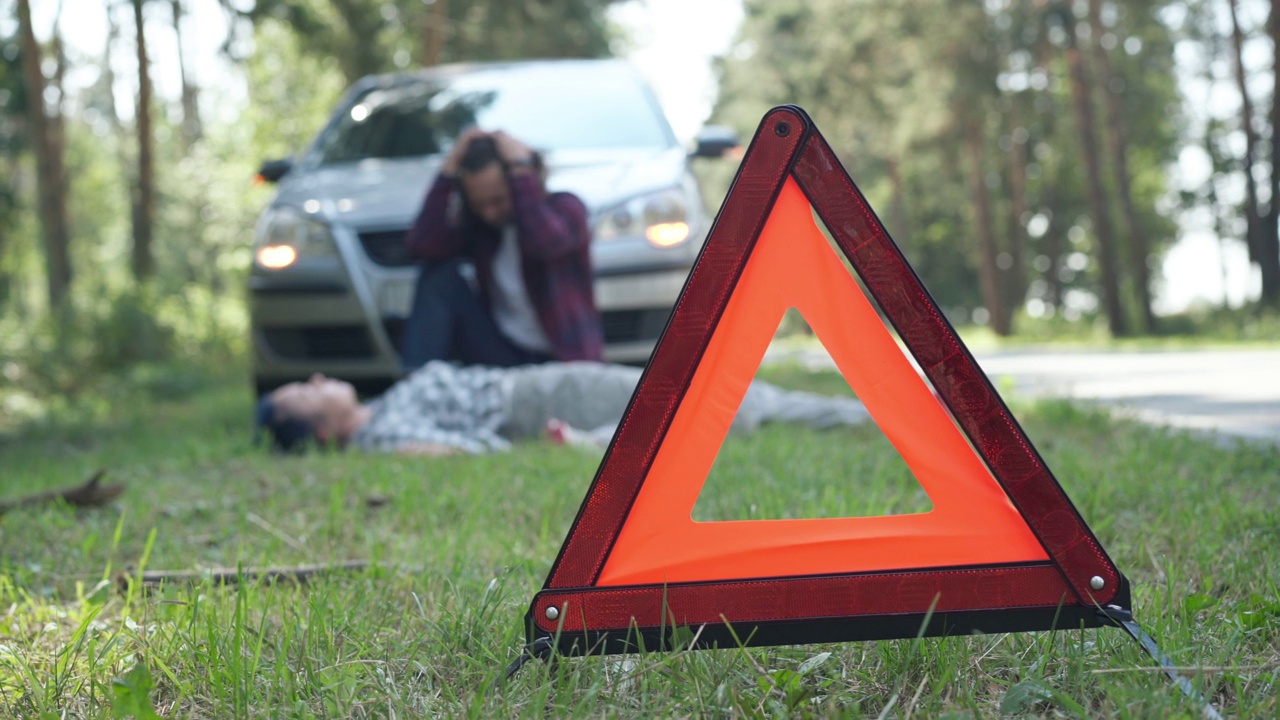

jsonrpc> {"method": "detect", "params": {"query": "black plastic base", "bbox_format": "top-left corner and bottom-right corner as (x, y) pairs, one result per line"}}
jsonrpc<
(527, 577), (1131, 657)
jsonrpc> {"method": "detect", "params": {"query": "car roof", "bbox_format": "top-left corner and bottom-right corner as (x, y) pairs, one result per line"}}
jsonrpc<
(352, 58), (641, 93)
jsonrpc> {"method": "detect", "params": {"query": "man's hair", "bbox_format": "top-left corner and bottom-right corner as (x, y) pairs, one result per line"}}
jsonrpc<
(457, 135), (546, 178)
(458, 135), (502, 174)
(255, 396), (315, 453)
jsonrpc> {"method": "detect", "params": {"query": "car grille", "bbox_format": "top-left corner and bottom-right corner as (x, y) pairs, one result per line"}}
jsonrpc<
(380, 311), (667, 354)
(359, 230), (415, 267)
(382, 318), (407, 354)
(261, 326), (374, 360)
(602, 308), (670, 344)
(381, 308), (670, 351)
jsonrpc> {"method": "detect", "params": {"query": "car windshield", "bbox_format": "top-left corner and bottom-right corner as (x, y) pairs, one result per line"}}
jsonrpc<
(313, 63), (674, 165)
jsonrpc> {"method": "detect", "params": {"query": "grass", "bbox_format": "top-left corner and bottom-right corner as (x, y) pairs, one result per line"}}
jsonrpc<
(0, 360), (1277, 718)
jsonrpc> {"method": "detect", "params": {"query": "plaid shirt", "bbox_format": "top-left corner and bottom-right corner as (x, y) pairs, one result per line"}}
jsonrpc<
(405, 173), (605, 362)
(351, 362), (512, 454)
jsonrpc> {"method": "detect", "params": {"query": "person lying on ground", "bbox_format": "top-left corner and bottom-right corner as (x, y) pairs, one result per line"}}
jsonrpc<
(256, 361), (870, 455)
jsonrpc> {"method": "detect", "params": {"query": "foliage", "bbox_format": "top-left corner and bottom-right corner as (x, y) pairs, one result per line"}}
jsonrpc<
(0, 285), (242, 435)
(712, 0), (1186, 333)
(238, 20), (348, 162)
(234, 0), (626, 84)
(0, 76), (257, 419)
(111, 663), (163, 720)
(1156, 303), (1280, 342)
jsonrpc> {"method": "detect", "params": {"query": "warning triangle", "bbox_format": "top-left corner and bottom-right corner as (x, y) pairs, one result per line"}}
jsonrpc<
(597, 179), (1047, 586)
(526, 106), (1128, 656)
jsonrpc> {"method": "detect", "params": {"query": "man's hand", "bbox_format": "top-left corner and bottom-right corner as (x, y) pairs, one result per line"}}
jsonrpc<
(441, 127), (488, 177)
(491, 130), (535, 172)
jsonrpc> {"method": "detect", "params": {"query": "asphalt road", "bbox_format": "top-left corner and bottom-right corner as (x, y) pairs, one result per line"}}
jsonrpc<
(769, 345), (1280, 446)
(971, 348), (1280, 445)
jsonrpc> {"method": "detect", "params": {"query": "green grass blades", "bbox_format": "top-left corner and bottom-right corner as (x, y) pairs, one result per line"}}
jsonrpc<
(0, 363), (1277, 717)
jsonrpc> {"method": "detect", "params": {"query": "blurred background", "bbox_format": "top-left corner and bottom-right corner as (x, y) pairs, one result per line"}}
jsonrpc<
(3, 0), (1279, 422)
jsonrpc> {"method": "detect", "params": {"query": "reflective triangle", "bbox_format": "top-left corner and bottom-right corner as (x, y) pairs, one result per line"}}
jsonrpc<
(525, 106), (1127, 657)
(598, 180), (1046, 586)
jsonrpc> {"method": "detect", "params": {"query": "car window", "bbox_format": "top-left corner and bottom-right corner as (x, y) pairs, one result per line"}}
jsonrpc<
(314, 64), (674, 165)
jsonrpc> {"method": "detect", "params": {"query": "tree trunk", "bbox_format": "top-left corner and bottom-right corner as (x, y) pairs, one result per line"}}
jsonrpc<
(16, 0), (73, 308)
(1005, 97), (1029, 320)
(171, 0), (201, 149)
(1266, 0), (1280, 306)
(1197, 10), (1235, 309)
(1089, 0), (1157, 331)
(1064, 23), (1127, 336)
(1228, 0), (1275, 304)
(51, 2), (68, 214)
(964, 114), (1009, 335)
(423, 0), (448, 66)
(50, 0), (73, 296)
(133, 0), (156, 281)
(1207, 174), (1234, 307)
(328, 0), (389, 83)
(1043, 213), (1065, 313)
(102, 8), (125, 134)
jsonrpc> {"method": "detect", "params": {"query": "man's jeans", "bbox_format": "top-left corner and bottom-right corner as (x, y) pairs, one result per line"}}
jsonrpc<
(400, 260), (548, 372)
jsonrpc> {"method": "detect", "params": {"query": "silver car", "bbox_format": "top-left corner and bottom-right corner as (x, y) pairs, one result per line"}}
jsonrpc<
(250, 59), (739, 394)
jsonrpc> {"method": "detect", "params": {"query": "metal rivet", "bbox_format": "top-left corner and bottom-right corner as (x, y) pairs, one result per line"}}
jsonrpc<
(1090, 576), (1105, 590)
(774, 121), (791, 137)
(545, 606), (559, 621)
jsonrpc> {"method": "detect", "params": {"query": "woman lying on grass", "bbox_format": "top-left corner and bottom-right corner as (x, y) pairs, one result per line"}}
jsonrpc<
(255, 361), (870, 455)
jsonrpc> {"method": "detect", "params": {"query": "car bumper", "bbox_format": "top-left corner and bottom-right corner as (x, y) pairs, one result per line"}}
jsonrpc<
(251, 265), (690, 390)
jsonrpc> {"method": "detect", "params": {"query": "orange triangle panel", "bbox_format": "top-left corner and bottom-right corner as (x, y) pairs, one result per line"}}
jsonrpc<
(527, 106), (1127, 656)
(598, 179), (1045, 586)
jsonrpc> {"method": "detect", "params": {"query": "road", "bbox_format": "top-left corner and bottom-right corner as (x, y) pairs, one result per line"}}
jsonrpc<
(971, 348), (1280, 445)
(768, 345), (1280, 446)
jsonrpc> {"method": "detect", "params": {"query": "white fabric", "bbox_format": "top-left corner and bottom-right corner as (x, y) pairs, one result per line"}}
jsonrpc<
(352, 361), (511, 454)
(489, 224), (551, 353)
(351, 361), (871, 455)
(503, 362), (871, 443)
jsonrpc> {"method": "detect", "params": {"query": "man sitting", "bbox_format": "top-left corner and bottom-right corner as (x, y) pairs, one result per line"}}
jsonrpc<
(256, 362), (870, 455)
(399, 128), (602, 370)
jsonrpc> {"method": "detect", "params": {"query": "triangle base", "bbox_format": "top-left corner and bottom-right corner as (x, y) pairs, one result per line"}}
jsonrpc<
(529, 571), (1131, 656)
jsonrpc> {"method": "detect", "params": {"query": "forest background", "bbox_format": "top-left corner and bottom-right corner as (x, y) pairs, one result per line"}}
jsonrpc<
(4, 0), (1280, 423)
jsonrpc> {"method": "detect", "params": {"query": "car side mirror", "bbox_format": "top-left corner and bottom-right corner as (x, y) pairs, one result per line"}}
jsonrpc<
(690, 125), (742, 159)
(256, 158), (294, 184)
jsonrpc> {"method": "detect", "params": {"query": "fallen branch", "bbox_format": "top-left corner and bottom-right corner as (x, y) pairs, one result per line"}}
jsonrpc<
(0, 470), (124, 515)
(117, 560), (370, 591)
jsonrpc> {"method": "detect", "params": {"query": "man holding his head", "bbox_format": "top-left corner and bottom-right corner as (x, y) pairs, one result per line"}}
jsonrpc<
(400, 129), (603, 370)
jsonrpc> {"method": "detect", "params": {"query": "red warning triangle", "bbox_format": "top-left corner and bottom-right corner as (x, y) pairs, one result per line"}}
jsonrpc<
(526, 106), (1127, 655)
(597, 178), (1046, 587)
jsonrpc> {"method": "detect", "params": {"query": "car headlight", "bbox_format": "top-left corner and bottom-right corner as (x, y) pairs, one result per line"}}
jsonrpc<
(254, 206), (338, 270)
(595, 188), (691, 248)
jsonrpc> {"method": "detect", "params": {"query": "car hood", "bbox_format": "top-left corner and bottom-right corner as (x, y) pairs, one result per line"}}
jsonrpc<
(270, 147), (691, 231)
